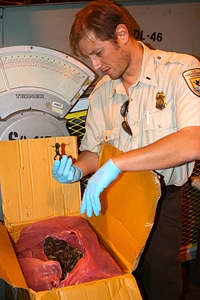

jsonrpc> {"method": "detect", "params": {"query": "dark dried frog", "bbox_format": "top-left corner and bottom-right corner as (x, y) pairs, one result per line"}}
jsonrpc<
(44, 236), (83, 280)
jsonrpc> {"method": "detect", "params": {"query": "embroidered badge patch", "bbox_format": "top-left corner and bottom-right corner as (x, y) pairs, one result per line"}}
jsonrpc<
(183, 68), (200, 97)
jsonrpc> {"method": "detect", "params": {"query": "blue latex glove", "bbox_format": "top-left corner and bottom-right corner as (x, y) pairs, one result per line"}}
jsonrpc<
(52, 155), (82, 183)
(80, 159), (121, 217)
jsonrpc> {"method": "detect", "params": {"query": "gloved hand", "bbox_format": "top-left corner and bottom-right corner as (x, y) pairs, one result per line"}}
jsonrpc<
(80, 159), (121, 217)
(52, 155), (82, 183)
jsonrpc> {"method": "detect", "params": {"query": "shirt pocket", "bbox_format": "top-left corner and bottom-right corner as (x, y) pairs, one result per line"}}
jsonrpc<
(142, 109), (177, 142)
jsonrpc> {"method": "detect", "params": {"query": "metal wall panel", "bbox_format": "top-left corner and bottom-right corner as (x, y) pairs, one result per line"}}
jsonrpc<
(0, 2), (199, 61)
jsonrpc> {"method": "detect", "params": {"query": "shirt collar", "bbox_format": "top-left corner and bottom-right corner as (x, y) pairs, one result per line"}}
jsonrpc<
(137, 41), (158, 87)
(110, 42), (158, 97)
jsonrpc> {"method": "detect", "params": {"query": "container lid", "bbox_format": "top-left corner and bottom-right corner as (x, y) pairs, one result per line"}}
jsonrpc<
(0, 136), (81, 235)
(89, 142), (161, 272)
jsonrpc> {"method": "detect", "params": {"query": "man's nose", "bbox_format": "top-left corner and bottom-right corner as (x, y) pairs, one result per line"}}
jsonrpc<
(90, 57), (102, 70)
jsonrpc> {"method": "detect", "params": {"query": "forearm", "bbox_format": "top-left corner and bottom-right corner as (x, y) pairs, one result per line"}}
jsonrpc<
(113, 127), (200, 172)
(75, 150), (99, 177)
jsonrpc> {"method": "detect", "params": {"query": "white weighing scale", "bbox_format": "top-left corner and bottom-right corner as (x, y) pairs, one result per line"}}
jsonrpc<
(0, 45), (96, 140)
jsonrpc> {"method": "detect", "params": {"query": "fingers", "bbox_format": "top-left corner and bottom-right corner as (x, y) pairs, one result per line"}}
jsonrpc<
(58, 156), (71, 175)
(62, 156), (73, 178)
(80, 159), (120, 217)
(80, 186), (101, 217)
(52, 159), (60, 176)
(80, 198), (86, 215)
(52, 156), (74, 183)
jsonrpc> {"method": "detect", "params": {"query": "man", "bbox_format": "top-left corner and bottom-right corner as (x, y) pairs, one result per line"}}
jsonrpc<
(52, 1), (200, 299)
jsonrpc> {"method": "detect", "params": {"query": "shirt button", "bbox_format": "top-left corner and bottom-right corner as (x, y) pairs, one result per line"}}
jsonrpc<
(158, 124), (162, 128)
(157, 56), (161, 60)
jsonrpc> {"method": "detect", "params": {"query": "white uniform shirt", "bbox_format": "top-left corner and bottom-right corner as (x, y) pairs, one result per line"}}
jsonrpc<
(80, 42), (200, 186)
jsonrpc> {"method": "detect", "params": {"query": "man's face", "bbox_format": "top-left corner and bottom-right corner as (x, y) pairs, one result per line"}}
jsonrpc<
(78, 32), (130, 80)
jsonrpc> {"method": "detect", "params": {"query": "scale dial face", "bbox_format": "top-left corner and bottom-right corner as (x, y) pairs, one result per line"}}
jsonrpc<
(0, 46), (96, 140)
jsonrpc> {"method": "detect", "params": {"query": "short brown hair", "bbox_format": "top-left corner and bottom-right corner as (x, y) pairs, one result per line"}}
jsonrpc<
(69, 1), (134, 56)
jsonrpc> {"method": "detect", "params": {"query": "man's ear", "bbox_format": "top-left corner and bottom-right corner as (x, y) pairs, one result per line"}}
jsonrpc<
(115, 24), (129, 44)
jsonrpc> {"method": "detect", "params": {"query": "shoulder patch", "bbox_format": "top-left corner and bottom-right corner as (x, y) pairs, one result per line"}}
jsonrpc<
(182, 68), (200, 97)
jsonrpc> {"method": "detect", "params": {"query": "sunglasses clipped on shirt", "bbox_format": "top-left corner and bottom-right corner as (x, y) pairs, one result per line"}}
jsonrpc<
(120, 100), (133, 136)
